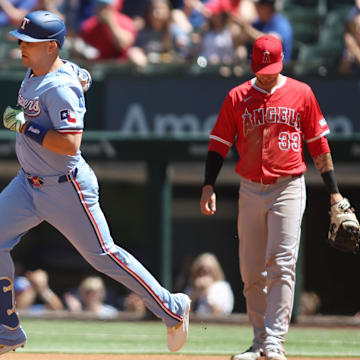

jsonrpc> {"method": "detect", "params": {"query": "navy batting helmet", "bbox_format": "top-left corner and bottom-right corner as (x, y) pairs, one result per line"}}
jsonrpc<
(10, 11), (66, 48)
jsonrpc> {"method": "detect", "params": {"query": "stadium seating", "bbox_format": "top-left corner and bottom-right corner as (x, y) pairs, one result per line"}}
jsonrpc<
(282, 0), (353, 75)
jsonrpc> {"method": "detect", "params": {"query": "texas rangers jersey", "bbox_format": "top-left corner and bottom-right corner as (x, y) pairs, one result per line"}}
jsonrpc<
(16, 60), (85, 176)
(209, 76), (330, 180)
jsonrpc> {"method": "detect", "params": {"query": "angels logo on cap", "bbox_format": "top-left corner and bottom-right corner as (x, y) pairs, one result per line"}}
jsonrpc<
(262, 50), (271, 64)
(251, 35), (284, 74)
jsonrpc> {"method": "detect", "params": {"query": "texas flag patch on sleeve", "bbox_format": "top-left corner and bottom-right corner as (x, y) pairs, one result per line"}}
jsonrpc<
(60, 109), (77, 123)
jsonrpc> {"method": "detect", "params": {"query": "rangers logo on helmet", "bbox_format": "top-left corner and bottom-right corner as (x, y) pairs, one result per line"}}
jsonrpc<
(20, 17), (30, 30)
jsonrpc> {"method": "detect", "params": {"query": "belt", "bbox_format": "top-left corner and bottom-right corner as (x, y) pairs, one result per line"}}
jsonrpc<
(24, 168), (78, 187)
(250, 174), (301, 185)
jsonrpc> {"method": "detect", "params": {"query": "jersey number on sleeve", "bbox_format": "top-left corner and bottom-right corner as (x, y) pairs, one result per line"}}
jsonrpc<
(278, 132), (301, 152)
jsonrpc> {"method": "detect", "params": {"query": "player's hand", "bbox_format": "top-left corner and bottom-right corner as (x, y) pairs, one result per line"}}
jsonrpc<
(3, 105), (26, 132)
(200, 185), (216, 215)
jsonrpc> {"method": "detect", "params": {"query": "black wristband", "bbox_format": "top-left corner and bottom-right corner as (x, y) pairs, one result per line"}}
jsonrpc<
(204, 151), (224, 187)
(321, 170), (340, 194)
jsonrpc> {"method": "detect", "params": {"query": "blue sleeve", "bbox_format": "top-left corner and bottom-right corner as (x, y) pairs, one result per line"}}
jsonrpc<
(254, 15), (293, 62)
(42, 86), (85, 132)
(271, 18), (293, 62)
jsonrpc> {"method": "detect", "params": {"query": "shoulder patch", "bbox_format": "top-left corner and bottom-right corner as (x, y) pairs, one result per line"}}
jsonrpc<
(60, 109), (76, 123)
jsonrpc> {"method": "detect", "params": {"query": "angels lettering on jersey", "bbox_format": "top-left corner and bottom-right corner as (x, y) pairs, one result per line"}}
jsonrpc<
(242, 106), (301, 136)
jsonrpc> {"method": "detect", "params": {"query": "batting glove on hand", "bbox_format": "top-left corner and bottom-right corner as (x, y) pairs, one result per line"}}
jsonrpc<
(3, 105), (26, 132)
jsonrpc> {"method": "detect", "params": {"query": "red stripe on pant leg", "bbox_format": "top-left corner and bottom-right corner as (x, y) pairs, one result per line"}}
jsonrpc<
(71, 177), (182, 322)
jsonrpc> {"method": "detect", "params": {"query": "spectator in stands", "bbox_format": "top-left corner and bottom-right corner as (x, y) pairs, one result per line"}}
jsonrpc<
(171, 0), (256, 35)
(61, 0), (94, 34)
(80, 0), (136, 62)
(64, 276), (119, 319)
(172, 0), (209, 34)
(15, 268), (64, 312)
(122, 291), (147, 316)
(122, 0), (152, 30)
(127, 0), (190, 70)
(31, 0), (64, 19)
(231, 0), (293, 63)
(185, 252), (234, 315)
(338, 0), (360, 74)
(0, 0), (38, 27)
(195, 5), (247, 65)
(299, 291), (321, 316)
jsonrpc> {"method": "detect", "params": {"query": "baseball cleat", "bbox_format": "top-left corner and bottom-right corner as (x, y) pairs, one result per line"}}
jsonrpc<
(167, 294), (191, 352)
(231, 346), (264, 360)
(265, 347), (287, 360)
(0, 341), (25, 355)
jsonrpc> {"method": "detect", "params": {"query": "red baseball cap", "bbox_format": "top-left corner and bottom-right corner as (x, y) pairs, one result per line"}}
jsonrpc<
(251, 35), (284, 74)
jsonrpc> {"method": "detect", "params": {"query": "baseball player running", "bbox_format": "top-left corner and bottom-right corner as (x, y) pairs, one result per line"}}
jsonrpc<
(1, 10), (190, 355)
(200, 35), (359, 360)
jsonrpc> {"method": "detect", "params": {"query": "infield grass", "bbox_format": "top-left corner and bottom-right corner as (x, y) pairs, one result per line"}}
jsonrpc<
(17, 318), (360, 357)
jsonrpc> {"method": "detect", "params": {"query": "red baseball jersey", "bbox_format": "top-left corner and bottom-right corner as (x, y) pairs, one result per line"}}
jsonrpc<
(209, 76), (330, 181)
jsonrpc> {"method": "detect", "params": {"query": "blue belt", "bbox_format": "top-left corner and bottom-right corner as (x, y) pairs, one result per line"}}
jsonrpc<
(24, 168), (78, 186)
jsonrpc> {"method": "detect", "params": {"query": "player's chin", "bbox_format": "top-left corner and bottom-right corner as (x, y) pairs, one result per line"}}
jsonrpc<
(21, 56), (30, 67)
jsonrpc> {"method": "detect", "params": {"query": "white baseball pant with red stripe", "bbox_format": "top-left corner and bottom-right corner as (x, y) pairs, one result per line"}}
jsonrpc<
(0, 162), (187, 344)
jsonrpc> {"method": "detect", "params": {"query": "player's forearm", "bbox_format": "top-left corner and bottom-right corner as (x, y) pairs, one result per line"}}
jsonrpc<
(20, 124), (81, 155)
(313, 152), (342, 204)
(312, 152), (334, 173)
(203, 151), (224, 187)
(42, 131), (82, 155)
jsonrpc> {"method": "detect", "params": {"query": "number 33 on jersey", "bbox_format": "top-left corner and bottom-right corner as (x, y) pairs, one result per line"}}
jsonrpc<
(209, 76), (330, 179)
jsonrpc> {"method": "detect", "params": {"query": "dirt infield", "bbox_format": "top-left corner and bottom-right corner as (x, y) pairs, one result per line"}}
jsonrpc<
(1, 355), (354, 360)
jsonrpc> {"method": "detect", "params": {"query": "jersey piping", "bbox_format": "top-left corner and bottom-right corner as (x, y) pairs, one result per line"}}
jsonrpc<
(306, 128), (330, 143)
(70, 176), (183, 324)
(209, 135), (232, 147)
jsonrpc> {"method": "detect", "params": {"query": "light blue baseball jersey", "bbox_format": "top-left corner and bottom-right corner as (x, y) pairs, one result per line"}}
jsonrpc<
(16, 60), (85, 176)
(0, 58), (189, 349)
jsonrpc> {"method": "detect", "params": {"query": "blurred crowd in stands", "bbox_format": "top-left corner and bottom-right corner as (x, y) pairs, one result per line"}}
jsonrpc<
(0, 0), (359, 75)
(14, 263), (147, 319)
(13, 252), (235, 319)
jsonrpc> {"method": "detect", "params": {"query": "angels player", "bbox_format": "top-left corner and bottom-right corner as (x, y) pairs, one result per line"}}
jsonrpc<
(200, 35), (353, 360)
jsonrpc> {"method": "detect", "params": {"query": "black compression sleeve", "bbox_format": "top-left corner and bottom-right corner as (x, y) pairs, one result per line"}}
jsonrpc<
(204, 151), (225, 187)
(321, 170), (340, 194)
